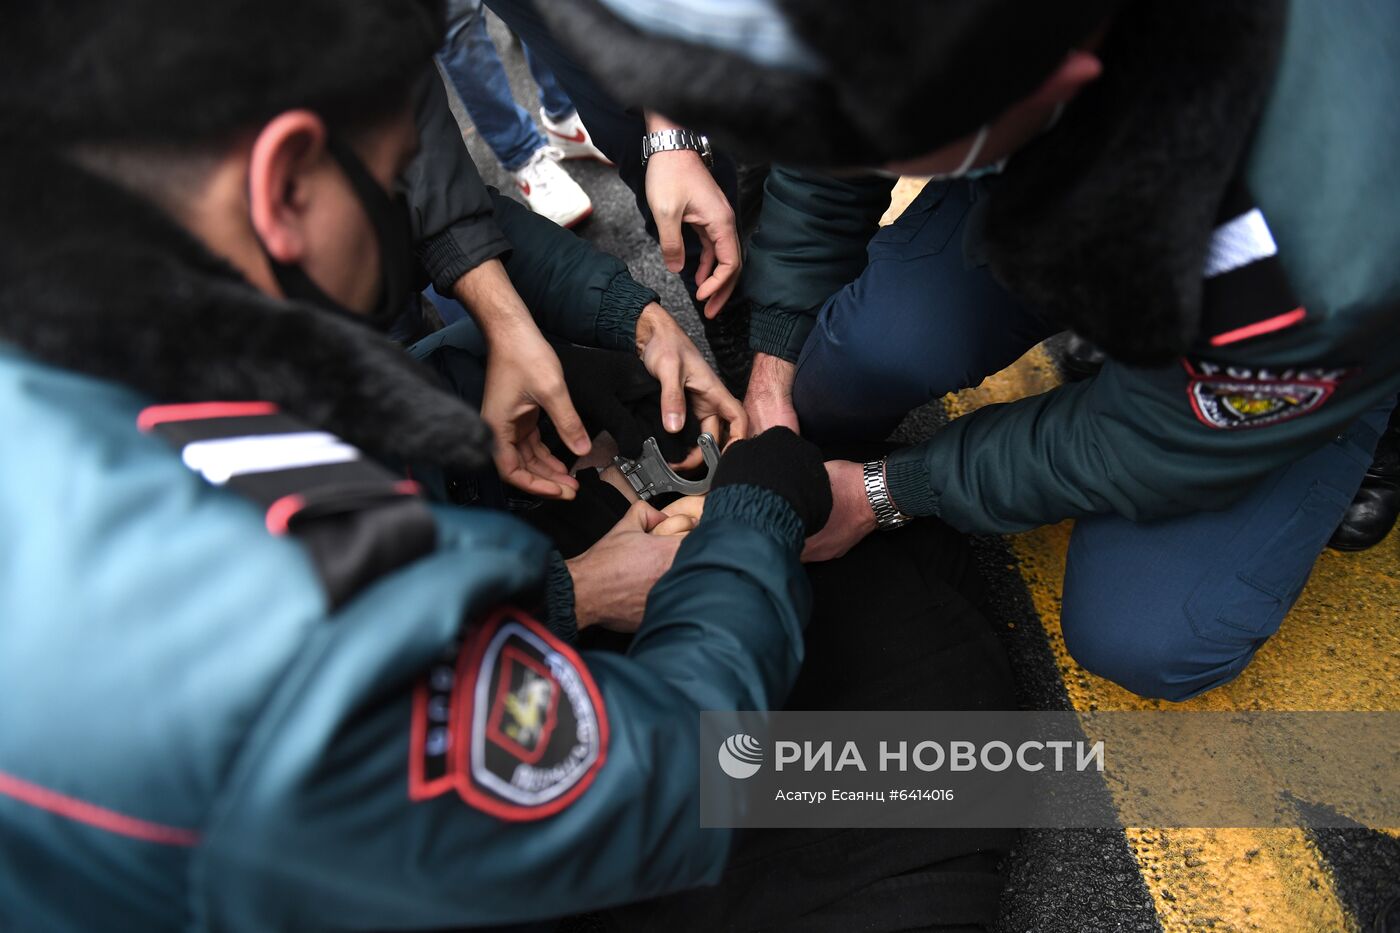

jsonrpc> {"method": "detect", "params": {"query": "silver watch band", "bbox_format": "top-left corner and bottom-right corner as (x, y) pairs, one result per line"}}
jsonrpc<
(863, 459), (911, 530)
(641, 129), (714, 168)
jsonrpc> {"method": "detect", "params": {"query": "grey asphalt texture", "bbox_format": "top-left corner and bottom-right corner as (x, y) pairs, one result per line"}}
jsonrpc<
(444, 15), (1390, 932)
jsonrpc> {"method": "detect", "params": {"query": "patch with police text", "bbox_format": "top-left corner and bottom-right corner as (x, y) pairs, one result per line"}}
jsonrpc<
(1183, 359), (1349, 430)
(409, 608), (607, 821)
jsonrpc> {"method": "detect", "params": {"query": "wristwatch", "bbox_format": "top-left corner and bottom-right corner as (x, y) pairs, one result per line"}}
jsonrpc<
(641, 129), (713, 168)
(863, 459), (911, 530)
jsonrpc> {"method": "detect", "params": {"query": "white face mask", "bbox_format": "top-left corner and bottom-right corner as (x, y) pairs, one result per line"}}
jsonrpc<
(930, 122), (1018, 181)
(866, 125), (1000, 182)
(929, 123), (993, 180)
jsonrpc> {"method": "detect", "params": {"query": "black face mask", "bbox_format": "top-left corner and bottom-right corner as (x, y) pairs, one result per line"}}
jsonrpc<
(258, 134), (418, 331)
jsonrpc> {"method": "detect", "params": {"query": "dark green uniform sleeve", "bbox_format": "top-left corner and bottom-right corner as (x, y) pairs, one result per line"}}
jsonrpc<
(885, 357), (1397, 534)
(743, 165), (893, 361)
(201, 486), (808, 929)
(487, 188), (658, 351)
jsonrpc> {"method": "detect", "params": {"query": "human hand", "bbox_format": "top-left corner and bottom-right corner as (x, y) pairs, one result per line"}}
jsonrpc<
(480, 322), (591, 499)
(801, 460), (876, 562)
(454, 259), (591, 499)
(644, 116), (740, 318)
(635, 303), (748, 468)
(744, 352), (800, 434)
(566, 501), (682, 632)
(652, 494), (705, 536)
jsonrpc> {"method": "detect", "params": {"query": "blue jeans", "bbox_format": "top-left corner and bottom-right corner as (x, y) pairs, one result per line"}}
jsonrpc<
(793, 180), (1390, 701)
(484, 0), (740, 302)
(425, 284), (469, 326)
(440, 0), (576, 171)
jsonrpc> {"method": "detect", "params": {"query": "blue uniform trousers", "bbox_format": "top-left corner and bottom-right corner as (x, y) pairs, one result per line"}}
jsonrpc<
(793, 180), (1389, 701)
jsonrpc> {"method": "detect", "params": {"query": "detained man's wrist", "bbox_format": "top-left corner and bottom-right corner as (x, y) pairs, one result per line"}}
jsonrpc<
(748, 350), (797, 385)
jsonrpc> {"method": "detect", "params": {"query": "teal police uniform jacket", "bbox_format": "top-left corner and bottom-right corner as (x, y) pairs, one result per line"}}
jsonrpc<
(740, 1), (1400, 534)
(0, 151), (810, 931)
(883, 0), (1400, 531)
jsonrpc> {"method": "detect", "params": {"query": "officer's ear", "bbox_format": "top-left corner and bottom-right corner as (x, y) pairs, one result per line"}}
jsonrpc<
(247, 110), (332, 265)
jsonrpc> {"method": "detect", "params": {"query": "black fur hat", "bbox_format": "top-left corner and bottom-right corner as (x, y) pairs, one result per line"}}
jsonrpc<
(542, 0), (1116, 168)
(543, 0), (1287, 365)
(0, 0), (445, 146)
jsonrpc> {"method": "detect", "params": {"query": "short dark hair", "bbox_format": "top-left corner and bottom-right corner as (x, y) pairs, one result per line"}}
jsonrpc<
(0, 0), (444, 147)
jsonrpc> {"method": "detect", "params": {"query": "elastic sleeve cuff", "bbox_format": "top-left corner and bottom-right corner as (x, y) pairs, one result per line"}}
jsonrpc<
(884, 446), (941, 518)
(543, 551), (580, 643)
(748, 305), (816, 363)
(699, 485), (807, 553)
(595, 271), (658, 351)
(419, 224), (511, 296)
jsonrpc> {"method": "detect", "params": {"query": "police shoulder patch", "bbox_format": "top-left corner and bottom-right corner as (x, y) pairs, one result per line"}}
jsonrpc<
(1183, 359), (1349, 430)
(409, 607), (607, 820)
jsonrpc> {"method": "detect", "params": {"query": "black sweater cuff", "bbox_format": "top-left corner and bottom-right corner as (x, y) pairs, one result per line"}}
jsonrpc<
(419, 224), (512, 297)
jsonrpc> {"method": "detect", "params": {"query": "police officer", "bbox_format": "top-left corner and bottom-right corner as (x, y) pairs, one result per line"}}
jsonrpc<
(0, 2), (831, 928)
(541, 0), (1400, 700)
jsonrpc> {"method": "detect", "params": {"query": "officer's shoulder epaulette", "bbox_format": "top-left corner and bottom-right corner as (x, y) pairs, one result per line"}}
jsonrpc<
(138, 401), (435, 609)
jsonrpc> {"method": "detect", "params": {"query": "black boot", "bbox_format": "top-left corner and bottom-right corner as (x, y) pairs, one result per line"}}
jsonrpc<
(1328, 402), (1400, 552)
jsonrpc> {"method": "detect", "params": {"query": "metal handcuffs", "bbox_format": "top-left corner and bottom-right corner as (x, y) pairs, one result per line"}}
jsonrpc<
(612, 433), (720, 500)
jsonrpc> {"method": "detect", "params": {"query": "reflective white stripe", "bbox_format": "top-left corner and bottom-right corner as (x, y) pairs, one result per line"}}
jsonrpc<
(1203, 208), (1277, 278)
(181, 432), (360, 485)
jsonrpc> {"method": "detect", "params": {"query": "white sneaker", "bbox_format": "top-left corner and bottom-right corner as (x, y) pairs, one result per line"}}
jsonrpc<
(540, 108), (614, 165)
(511, 146), (593, 228)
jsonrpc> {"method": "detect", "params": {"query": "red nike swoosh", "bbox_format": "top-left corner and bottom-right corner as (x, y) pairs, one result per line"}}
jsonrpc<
(549, 126), (587, 144)
(518, 180), (531, 196)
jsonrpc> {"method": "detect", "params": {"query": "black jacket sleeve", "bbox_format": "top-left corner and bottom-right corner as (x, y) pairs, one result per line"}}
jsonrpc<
(405, 69), (510, 294)
(743, 165), (894, 361)
(404, 70), (660, 352)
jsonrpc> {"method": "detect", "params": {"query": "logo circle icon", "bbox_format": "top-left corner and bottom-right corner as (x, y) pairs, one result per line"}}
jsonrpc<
(717, 733), (764, 779)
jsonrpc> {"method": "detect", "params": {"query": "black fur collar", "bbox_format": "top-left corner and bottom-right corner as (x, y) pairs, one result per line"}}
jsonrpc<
(0, 147), (489, 471)
(977, 0), (1288, 364)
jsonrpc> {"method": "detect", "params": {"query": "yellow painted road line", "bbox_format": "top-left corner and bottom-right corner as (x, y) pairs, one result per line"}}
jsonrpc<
(942, 347), (1398, 932)
(1124, 827), (1353, 933)
(1013, 517), (1364, 932)
(885, 179), (1397, 932)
